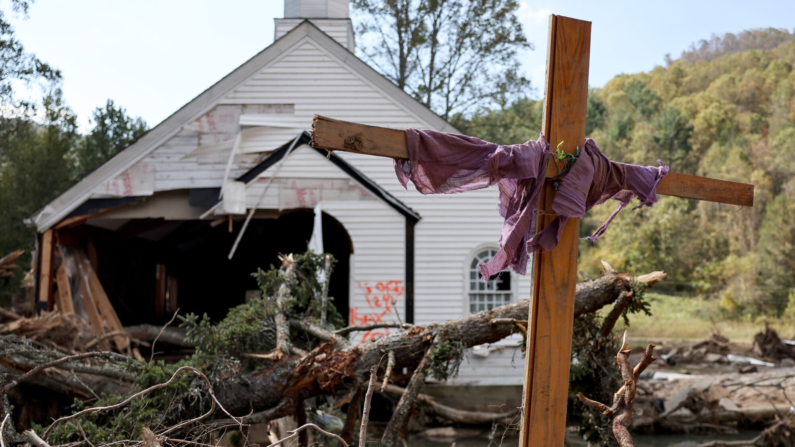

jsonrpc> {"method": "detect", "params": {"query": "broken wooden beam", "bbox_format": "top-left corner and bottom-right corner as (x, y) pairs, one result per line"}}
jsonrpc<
(311, 115), (754, 207)
(312, 115), (407, 159)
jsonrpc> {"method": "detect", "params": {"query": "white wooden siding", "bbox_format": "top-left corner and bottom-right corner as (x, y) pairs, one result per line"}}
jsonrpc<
(275, 19), (354, 51)
(242, 145), (405, 345)
(454, 347), (526, 385)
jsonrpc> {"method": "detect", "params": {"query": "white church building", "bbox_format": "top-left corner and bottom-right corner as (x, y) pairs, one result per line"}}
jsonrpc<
(31, 0), (530, 387)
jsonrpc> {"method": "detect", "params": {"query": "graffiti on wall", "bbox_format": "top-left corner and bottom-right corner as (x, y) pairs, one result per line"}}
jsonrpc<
(350, 281), (404, 343)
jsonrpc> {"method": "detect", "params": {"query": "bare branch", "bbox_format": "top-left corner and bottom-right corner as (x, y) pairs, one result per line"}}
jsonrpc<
(381, 350), (396, 392)
(320, 255), (332, 327)
(576, 393), (612, 416)
(290, 320), (351, 348)
(25, 431), (52, 447)
(151, 308), (180, 363)
(599, 291), (634, 341)
(382, 336), (437, 447)
(577, 332), (657, 447)
(0, 414), (9, 447)
(335, 323), (413, 336)
(43, 366), (241, 439)
(263, 423), (348, 447)
(359, 364), (379, 447)
(1, 351), (131, 395)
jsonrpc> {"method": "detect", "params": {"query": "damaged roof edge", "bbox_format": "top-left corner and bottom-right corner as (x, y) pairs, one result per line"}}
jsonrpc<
(235, 131), (420, 221)
(29, 19), (448, 233)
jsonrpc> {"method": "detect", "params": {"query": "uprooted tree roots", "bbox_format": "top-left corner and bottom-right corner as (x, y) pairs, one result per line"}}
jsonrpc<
(0, 251), (665, 447)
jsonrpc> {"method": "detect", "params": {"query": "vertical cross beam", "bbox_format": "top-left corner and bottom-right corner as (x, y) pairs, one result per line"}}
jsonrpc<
(519, 15), (591, 447)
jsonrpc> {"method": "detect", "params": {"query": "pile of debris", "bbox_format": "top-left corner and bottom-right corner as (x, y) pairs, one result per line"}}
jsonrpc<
(0, 311), (105, 354)
(0, 252), (664, 447)
(754, 325), (795, 361)
(663, 332), (732, 365)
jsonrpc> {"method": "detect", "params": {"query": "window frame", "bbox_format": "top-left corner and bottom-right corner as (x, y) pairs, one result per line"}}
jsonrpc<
(463, 245), (516, 316)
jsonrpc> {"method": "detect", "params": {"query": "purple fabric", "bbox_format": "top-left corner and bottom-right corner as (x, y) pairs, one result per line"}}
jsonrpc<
(394, 129), (669, 280)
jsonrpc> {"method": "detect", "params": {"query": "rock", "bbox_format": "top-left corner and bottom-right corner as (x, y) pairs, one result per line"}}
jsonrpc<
(780, 358), (795, 368)
(739, 365), (758, 374)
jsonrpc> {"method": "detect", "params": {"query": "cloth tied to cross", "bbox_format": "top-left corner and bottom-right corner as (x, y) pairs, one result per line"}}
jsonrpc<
(394, 129), (669, 280)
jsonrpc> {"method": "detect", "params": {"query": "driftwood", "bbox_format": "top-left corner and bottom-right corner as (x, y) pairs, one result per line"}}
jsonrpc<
(381, 384), (519, 424)
(578, 333), (656, 447)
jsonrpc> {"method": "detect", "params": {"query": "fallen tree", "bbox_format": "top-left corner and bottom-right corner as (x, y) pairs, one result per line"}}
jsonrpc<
(213, 269), (663, 418)
(0, 252), (664, 447)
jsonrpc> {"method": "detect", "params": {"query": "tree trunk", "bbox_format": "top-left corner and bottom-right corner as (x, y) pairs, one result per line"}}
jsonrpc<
(213, 272), (644, 416)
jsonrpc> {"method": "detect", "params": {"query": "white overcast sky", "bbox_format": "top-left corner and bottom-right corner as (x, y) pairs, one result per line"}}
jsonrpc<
(7, 0), (795, 130)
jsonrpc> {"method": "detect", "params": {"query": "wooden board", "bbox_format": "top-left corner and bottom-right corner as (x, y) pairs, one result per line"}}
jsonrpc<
(312, 115), (407, 159)
(84, 259), (128, 351)
(75, 251), (110, 351)
(657, 172), (753, 207)
(37, 229), (54, 309)
(54, 263), (75, 315)
(519, 15), (590, 447)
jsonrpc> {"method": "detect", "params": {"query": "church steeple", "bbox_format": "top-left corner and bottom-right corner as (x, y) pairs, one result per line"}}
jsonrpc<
(284, 0), (349, 18)
(275, 0), (355, 51)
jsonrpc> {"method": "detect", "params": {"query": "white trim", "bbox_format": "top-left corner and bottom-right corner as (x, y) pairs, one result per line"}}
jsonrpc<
(461, 244), (516, 317)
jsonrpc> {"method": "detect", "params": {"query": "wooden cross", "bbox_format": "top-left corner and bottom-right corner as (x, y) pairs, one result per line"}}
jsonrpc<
(312, 15), (753, 446)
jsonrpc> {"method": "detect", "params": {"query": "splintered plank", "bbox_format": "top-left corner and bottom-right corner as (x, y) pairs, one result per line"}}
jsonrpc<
(38, 230), (54, 309)
(519, 15), (590, 447)
(54, 263), (75, 315)
(311, 116), (754, 207)
(75, 251), (109, 350)
(84, 259), (128, 351)
(312, 116), (408, 159)
(657, 172), (753, 207)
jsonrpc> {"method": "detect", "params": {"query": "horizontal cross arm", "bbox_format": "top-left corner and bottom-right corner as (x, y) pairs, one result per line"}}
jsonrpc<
(312, 115), (408, 159)
(657, 172), (753, 207)
(311, 115), (754, 207)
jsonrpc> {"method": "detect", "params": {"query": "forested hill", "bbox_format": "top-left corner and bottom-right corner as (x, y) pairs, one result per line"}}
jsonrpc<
(456, 28), (795, 317)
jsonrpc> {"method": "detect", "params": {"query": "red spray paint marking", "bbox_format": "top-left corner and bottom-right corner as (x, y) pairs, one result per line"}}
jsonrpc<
(350, 281), (404, 343)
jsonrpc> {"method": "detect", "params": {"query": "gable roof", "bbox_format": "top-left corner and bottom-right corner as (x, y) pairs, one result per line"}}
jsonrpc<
(235, 131), (420, 221)
(30, 20), (456, 232)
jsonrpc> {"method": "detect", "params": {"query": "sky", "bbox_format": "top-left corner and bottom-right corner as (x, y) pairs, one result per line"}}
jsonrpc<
(7, 0), (795, 130)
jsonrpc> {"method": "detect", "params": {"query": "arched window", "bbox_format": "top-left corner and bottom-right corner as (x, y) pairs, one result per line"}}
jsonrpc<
(468, 248), (513, 313)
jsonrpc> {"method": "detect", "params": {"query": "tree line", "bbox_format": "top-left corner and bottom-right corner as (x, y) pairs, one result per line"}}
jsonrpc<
(0, 0), (147, 305)
(453, 28), (795, 319)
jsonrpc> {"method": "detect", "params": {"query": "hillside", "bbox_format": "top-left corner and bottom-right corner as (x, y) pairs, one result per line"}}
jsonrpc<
(457, 29), (795, 318)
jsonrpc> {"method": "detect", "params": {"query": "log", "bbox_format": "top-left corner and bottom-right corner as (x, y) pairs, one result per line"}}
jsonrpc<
(381, 384), (519, 424)
(5, 271), (660, 419)
(214, 271), (660, 416)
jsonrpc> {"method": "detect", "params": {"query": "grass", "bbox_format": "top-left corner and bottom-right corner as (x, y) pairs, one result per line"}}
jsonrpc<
(610, 292), (795, 342)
